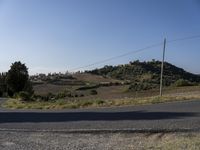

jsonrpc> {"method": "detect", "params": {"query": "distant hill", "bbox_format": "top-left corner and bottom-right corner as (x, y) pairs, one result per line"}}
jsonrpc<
(86, 60), (200, 87)
(29, 60), (200, 94)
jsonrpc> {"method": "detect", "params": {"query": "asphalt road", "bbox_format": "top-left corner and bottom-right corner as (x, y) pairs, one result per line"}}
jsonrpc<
(0, 98), (200, 132)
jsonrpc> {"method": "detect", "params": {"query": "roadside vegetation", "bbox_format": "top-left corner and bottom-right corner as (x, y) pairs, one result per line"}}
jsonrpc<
(3, 93), (200, 109)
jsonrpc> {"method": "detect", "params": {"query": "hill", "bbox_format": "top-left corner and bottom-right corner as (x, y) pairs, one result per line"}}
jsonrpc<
(29, 60), (200, 96)
(86, 60), (200, 90)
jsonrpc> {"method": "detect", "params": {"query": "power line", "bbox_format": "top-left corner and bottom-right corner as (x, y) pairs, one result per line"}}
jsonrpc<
(168, 34), (200, 43)
(69, 42), (163, 71)
(69, 34), (200, 72)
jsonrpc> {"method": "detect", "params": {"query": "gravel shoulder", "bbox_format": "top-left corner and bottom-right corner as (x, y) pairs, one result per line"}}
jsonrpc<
(0, 131), (200, 150)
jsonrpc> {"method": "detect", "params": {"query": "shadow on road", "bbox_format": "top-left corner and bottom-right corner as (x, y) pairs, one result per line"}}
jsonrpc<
(0, 111), (198, 123)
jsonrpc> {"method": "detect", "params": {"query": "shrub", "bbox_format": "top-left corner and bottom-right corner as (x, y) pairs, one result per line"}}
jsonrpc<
(174, 79), (192, 87)
(46, 92), (55, 100)
(18, 91), (31, 101)
(32, 94), (53, 102)
(55, 92), (67, 99)
(79, 100), (93, 107)
(32, 94), (42, 101)
(90, 90), (98, 95)
(128, 82), (155, 91)
(95, 99), (105, 105)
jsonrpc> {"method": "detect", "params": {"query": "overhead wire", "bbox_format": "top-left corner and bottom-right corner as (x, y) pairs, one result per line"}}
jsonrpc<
(69, 34), (200, 72)
(167, 34), (200, 43)
(69, 42), (163, 71)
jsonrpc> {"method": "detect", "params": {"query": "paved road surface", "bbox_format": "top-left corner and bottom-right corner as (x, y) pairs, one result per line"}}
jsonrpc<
(0, 99), (199, 131)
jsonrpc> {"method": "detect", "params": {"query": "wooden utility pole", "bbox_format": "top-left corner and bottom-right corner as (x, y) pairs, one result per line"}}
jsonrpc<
(160, 38), (166, 97)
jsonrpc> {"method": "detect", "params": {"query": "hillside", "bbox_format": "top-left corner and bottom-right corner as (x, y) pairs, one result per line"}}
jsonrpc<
(86, 60), (200, 87)
(29, 60), (200, 96)
(30, 72), (124, 95)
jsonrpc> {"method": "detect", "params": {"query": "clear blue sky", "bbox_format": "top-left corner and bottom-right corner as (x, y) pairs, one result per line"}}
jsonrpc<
(0, 0), (200, 74)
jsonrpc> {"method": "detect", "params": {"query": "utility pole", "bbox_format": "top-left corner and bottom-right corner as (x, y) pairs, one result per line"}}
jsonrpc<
(160, 38), (166, 97)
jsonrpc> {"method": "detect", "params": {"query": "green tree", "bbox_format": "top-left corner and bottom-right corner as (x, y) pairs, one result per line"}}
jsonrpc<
(6, 61), (33, 96)
(0, 73), (7, 96)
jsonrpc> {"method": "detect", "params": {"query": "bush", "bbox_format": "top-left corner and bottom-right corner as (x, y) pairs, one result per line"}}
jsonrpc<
(46, 92), (55, 101)
(90, 90), (98, 95)
(32, 94), (42, 101)
(55, 91), (67, 99)
(174, 79), (192, 87)
(17, 91), (31, 101)
(95, 99), (105, 105)
(128, 82), (155, 91)
(32, 94), (51, 101)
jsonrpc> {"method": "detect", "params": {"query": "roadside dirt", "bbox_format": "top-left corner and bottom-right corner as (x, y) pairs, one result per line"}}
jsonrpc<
(0, 131), (199, 150)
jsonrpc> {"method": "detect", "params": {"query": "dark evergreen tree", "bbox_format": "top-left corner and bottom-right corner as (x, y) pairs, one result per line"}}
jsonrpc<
(0, 73), (7, 96)
(6, 61), (33, 96)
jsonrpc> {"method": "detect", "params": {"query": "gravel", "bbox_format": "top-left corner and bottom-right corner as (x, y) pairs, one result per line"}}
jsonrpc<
(0, 131), (200, 150)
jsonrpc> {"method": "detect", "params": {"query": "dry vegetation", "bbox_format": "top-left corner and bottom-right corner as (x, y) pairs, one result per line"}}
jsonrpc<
(3, 87), (200, 109)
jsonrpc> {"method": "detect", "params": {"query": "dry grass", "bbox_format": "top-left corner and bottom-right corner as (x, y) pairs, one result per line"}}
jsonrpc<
(3, 93), (200, 110)
(3, 85), (200, 109)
